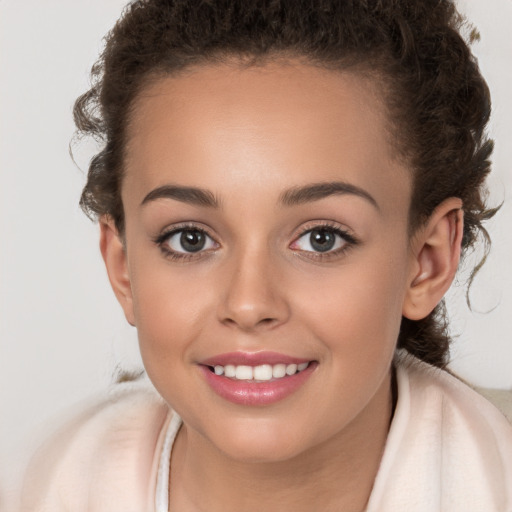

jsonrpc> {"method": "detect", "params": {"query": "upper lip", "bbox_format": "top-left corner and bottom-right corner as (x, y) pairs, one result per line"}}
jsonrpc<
(200, 351), (312, 367)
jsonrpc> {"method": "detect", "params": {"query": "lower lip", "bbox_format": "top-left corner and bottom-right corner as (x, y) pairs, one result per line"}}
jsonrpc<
(199, 363), (317, 406)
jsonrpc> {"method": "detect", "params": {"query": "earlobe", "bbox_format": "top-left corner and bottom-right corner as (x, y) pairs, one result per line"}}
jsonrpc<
(99, 217), (136, 326)
(402, 198), (464, 321)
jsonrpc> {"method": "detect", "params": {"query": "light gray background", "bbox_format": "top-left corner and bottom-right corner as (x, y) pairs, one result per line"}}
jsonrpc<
(1, 0), (511, 500)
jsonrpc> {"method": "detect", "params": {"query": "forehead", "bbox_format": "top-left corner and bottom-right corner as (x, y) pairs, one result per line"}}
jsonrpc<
(123, 60), (411, 214)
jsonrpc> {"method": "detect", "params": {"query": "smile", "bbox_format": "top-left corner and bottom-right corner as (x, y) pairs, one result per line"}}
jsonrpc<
(199, 352), (317, 406)
(209, 362), (310, 381)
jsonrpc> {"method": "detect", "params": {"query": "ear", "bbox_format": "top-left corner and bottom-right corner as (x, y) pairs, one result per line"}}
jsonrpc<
(402, 198), (464, 321)
(99, 217), (135, 326)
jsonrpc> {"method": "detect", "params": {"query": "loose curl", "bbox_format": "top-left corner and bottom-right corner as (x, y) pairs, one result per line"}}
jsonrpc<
(74, 0), (498, 368)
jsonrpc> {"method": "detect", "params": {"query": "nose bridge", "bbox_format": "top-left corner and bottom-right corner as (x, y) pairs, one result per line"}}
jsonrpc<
(218, 239), (288, 331)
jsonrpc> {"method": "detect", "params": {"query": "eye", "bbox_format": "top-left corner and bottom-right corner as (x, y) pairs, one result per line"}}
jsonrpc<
(162, 228), (217, 254)
(291, 226), (354, 254)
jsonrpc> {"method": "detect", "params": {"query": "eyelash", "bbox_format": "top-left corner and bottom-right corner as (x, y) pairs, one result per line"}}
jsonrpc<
(290, 222), (358, 261)
(153, 222), (358, 262)
(154, 223), (218, 262)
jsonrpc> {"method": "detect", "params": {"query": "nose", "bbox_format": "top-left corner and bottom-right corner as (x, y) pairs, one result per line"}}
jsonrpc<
(217, 247), (290, 332)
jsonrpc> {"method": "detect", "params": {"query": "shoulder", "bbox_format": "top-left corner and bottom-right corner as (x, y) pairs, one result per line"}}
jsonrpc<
(398, 353), (512, 433)
(397, 353), (512, 458)
(474, 387), (512, 423)
(20, 380), (171, 512)
(372, 353), (512, 511)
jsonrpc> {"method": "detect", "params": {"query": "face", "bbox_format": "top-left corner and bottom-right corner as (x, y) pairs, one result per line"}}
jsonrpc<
(115, 61), (416, 462)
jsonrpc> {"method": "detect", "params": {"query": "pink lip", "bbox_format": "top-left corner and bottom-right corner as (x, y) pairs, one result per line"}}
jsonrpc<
(201, 351), (310, 367)
(198, 354), (317, 406)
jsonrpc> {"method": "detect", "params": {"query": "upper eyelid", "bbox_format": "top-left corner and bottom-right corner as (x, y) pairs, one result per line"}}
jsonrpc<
(289, 224), (359, 261)
(292, 221), (357, 241)
(155, 222), (217, 243)
(293, 229), (351, 246)
(153, 220), (358, 249)
(155, 225), (219, 259)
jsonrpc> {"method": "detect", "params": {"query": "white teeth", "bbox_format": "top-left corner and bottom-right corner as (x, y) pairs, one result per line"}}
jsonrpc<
(224, 365), (236, 378)
(235, 365), (253, 380)
(272, 364), (286, 378)
(211, 362), (310, 381)
(286, 363), (298, 375)
(253, 364), (273, 381)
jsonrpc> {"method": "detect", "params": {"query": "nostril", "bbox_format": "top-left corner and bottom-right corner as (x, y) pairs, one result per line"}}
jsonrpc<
(256, 317), (279, 328)
(220, 315), (280, 332)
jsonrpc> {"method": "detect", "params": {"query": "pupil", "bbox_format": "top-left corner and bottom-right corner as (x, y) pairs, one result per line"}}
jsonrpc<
(180, 230), (205, 252)
(310, 229), (335, 252)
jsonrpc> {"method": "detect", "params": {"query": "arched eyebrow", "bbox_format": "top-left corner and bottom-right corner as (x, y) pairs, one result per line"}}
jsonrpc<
(141, 185), (219, 208)
(279, 181), (379, 210)
(140, 181), (378, 210)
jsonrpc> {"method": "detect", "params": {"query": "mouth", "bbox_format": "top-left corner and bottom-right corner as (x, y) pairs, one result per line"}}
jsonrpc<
(198, 352), (317, 406)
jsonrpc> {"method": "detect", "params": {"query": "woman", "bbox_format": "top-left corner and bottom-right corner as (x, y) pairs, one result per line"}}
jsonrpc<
(19, 1), (512, 510)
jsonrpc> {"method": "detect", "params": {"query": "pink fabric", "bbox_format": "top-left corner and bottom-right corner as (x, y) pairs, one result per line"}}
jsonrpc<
(19, 383), (170, 512)
(366, 355), (512, 511)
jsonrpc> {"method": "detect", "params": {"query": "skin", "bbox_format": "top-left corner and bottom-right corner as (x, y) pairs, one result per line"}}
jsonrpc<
(101, 60), (463, 512)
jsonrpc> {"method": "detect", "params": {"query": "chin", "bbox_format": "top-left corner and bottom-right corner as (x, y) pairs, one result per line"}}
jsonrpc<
(204, 415), (319, 464)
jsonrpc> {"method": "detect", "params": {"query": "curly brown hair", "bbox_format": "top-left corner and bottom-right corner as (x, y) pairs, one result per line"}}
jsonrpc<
(74, 0), (497, 368)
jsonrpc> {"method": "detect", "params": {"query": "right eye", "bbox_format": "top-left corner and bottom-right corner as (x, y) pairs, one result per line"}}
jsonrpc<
(160, 228), (217, 255)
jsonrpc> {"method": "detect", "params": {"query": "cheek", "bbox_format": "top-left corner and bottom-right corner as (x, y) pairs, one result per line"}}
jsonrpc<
(129, 256), (214, 366)
(289, 257), (408, 421)
(129, 261), (221, 410)
(293, 252), (409, 359)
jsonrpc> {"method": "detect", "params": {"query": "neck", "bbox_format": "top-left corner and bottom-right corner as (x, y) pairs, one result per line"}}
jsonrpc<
(169, 372), (393, 512)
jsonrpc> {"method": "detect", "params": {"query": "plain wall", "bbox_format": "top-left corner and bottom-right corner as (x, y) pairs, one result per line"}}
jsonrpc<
(1, 0), (511, 500)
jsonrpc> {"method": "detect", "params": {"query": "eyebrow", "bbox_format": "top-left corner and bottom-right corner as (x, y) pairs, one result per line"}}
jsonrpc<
(140, 180), (378, 210)
(141, 184), (219, 208)
(279, 181), (379, 210)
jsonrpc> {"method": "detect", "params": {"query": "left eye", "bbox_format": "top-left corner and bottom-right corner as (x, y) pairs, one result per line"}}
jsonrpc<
(164, 228), (217, 253)
(292, 227), (348, 253)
